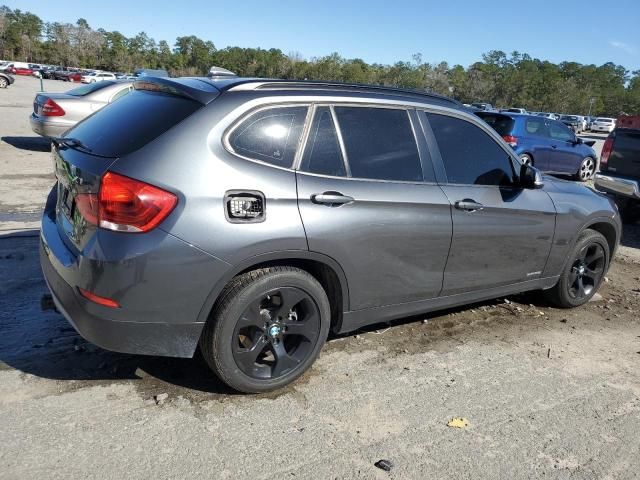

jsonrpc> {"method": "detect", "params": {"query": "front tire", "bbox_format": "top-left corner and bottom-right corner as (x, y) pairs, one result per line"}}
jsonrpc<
(543, 229), (609, 308)
(0, 77), (7, 88)
(200, 267), (331, 393)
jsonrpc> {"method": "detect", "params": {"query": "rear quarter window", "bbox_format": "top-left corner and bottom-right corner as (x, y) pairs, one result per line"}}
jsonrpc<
(64, 90), (201, 157)
(227, 106), (308, 168)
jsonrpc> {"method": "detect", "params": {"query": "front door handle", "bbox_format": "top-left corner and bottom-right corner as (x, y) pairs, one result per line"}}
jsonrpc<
(311, 192), (354, 206)
(551, 145), (557, 149)
(454, 199), (484, 212)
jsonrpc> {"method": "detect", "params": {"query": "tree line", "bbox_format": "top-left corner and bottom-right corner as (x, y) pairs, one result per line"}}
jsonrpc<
(1, 5), (639, 116)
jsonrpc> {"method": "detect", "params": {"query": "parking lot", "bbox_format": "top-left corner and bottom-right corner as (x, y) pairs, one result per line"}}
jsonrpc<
(1, 76), (640, 479)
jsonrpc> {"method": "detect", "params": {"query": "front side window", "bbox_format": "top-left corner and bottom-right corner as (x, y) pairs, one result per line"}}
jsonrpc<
(427, 112), (516, 186)
(334, 106), (423, 182)
(228, 106), (308, 168)
(300, 106), (346, 177)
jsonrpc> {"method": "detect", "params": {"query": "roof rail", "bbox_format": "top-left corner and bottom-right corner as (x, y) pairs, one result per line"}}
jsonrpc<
(226, 79), (461, 107)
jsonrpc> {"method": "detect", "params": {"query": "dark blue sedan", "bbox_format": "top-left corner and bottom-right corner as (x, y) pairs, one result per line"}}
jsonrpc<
(476, 112), (598, 181)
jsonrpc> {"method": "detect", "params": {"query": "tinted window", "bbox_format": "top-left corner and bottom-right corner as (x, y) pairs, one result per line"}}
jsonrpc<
(301, 107), (346, 177)
(229, 106), (307, 168)
(549, 122), (574, 141)
(334, 107), (422, 182)
(65, 90), (201, 157)
(427, 113), (516, 186)
(475, 113), (514, 136)
(524, 117), (547, 137)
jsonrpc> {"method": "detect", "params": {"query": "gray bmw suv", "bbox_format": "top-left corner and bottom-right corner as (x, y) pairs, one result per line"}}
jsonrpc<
(40, 77), (621, 393)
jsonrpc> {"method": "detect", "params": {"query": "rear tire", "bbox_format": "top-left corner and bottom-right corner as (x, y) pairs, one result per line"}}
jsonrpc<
(576, 156), (596, 182)
(0, 77), (7, 88)
(543, 229), (609, 308)
(199, 267), (331, 393)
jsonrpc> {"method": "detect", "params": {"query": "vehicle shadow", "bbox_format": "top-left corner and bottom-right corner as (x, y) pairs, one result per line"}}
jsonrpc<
(0, 233), (560, 396)
(1, 136), (51, 152)
(621, 222), (640, 248)
(0, 234), (237, 396)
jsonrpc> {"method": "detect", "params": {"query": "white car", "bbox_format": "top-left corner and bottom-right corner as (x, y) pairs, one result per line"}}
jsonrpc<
(81, 72), (116, 84)
(590, 117), (616, 133)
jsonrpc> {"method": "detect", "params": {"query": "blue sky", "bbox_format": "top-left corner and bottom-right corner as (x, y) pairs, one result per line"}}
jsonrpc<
(8, 0), (640, 71)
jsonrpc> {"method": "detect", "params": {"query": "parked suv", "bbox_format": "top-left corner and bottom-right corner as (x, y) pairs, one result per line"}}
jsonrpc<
(476, 112), (598, 181)
(40, 77), (621, 393)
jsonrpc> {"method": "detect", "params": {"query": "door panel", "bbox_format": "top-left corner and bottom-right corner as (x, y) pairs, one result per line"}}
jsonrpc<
(440, 185), (556, 295)
(297, 173), (452, 310)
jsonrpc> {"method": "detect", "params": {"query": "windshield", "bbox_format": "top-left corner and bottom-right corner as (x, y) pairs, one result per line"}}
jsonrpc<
(66, 81), (115, 96)
(561, 115), (578, 121)
(475, 112), (515, 136)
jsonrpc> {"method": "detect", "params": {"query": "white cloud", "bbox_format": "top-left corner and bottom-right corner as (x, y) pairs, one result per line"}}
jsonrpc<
(609, 40), (636, 55)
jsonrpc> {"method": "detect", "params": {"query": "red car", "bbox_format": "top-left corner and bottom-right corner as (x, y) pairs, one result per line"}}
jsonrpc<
(67, 72), (83, 82)
(9, 66), (33, 76)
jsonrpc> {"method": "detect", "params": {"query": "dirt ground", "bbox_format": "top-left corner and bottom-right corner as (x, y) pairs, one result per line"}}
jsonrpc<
(1, 76), (639, 479)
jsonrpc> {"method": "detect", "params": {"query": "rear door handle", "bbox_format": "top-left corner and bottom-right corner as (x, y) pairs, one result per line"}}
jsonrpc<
(551, 145), (557, 149)
(311, 192), (354, 206)
(454, 199), (484, 212)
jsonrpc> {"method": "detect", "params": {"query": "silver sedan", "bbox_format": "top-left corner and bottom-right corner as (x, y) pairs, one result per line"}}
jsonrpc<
(30, 80), (134, 137)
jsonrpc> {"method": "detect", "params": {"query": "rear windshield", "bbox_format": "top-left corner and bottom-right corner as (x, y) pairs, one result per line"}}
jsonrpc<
(596, 118), (613, 123)
(475, 112), (515, 136)
(65, 90), (201, 157)
(67, 81), (115, 97)
(561, 115), (578, 121)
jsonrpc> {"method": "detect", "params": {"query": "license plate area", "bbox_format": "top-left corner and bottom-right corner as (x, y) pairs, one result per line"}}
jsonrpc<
(58, 183), (75, 220)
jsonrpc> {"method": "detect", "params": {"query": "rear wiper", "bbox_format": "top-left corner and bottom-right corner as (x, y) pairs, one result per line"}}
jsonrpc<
(51, 137), (93, 153)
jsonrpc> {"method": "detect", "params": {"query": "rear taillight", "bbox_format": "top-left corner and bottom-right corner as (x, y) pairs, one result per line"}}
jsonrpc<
(502, 135), (518, 147)
(77, 173), (177, 233)
(98, 172), (177, 232)
(42, 98), (65, 116)
(600, 135), (614, 171)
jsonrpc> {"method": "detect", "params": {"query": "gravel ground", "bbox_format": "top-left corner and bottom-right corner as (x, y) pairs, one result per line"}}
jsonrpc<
(1, 76), (639, 479)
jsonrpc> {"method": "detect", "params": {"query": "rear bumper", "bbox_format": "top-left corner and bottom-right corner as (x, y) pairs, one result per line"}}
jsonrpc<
(30, 114), (73, 137)
(41, 242), (204, 357)
(39, 186), (231, 358)
(594, 173), (640, 200)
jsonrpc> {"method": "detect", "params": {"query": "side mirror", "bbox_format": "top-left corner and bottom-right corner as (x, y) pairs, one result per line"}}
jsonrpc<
(520, 164), (544, 189)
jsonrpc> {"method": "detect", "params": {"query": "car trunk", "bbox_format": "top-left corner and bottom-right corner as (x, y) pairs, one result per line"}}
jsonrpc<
(608, 128), (640, 180)
(52, 80), (217, 251)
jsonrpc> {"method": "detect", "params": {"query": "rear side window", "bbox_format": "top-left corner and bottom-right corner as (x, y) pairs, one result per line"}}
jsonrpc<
(524, 117), (547, 136)
(334, 107), (422, 182)
(65, 90), (201, 157)
(300, 107), (346, 177)
(475, 113), (514, 137)
(427, 113), (516, 186)
(228, 106), (308, 168)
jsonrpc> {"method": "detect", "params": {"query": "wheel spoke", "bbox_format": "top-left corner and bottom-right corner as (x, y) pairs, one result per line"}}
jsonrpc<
(585, 247), (603, 266)
(274, 288), (307, 318)
(271, 341), (300, 377)
(577, 276), (586, 297)
(283, 312), (319, 341)
(235, 335), (269, 369)
(238, 302), (265, 328)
